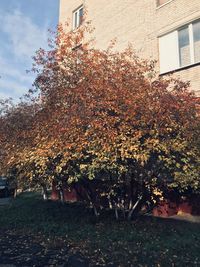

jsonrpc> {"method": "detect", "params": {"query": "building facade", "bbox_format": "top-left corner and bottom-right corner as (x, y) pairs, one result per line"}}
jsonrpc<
(59, 0), (200, 94)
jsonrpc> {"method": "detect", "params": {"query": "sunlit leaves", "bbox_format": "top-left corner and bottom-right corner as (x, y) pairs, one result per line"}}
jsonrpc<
(0, 22), (199, 213)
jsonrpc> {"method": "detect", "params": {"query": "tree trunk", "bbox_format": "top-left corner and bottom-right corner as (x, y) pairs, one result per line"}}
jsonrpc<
(59, 187), (65, 203)
(13, 188), (17, 198)
(108, 196), (113, 209)
(127, 195), (142, 221)
(122, 209), (126, 219)
(42, 184), (48, 201)
(115, 208), (119, 220)
(93, 206), (99, 217)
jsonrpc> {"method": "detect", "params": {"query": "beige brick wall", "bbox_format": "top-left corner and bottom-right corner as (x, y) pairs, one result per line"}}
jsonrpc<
(59, 0), (200, 94)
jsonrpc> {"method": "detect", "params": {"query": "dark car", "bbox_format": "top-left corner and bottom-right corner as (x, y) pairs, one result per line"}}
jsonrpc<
(0, 177), (14, 198)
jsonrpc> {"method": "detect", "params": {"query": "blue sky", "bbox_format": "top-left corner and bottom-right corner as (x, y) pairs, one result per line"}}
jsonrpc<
(0, 0), (60, 101)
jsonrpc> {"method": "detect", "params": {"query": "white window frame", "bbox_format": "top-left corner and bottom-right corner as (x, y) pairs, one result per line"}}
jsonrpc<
(178, 20), (200, 67)
(72, 5), (84, 30)
(159, 19), (200, 74)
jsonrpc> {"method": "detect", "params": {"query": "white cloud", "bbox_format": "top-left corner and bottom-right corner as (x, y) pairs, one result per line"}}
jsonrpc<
(0, 54), (34, 84)
(0, 10), (48, 61)
(0, 9), (50, 100)
(0, 77), (28, 98)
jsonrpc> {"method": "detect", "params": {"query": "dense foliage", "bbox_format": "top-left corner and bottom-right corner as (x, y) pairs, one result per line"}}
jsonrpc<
(0, 23), (199, 219)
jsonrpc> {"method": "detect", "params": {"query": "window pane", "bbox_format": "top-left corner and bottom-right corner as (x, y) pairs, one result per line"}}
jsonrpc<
(193, 21), (200, 63)
(73, 6), (83, 29)
(159, 31), (180, 73)
(178, 27), (190, 67)
(79, 8), (83, 25)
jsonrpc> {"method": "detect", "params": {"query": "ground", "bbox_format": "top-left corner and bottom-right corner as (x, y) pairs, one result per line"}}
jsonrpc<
(0, 193), (200, 267)
(0, 197), (11, 206)
(0, 229), (73, 267)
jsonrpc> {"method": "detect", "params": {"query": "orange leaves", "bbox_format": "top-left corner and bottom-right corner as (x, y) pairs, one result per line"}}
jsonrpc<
(0, 21), (199, 195)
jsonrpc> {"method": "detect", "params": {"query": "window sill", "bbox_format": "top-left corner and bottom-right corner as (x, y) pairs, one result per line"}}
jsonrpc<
(156, 0), (174, 10)
(159, 61), (200, 76)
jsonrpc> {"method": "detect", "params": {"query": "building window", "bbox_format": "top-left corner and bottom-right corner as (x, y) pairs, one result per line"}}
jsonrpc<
(159, 19), (200, 73)
(72, 44), (83, 64)
(73, 5), (84, 30)
(178, 27), (190, 67)
(193, 20), (200, 63)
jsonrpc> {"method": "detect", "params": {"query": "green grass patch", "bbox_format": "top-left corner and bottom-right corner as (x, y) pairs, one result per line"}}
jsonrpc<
(0, 192), (200, 266)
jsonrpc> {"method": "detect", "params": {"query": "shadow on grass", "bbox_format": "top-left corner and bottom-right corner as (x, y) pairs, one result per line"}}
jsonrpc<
(0, 192), (199, 266)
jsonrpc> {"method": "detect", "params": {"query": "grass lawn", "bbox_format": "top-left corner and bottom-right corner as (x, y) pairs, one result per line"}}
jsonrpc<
(0, 192), (200, 267)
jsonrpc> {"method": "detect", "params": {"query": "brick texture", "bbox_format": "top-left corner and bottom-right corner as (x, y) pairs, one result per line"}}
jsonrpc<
(59, 0), (200, 94)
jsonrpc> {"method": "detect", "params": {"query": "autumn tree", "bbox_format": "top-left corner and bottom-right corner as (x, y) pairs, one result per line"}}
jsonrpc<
(29, 23), (200, 218)
(1, 22), (199, 219)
